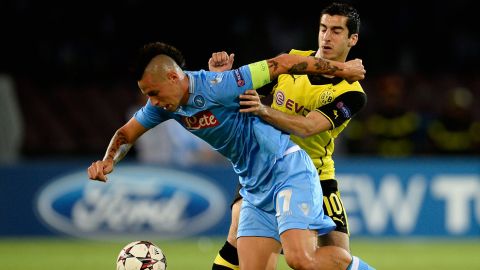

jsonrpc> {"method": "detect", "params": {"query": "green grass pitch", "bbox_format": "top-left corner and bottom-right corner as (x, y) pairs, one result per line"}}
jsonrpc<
(0, 237), (479, 269)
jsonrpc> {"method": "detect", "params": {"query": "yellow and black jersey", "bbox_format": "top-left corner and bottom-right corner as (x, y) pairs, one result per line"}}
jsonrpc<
(270, 49), (366, 180)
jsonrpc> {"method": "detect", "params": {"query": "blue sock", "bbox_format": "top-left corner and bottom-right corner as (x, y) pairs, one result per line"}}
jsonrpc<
(346, 256), (375, 270)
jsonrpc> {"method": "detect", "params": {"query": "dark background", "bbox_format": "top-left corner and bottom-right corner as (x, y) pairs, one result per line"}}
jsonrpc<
(1, 0), (479, 159)
(2, 0), (479, 79)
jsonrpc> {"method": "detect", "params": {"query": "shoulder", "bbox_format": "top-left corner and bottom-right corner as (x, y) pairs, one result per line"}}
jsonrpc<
(288, 49), (316, 56)
(187, 70), (219, 92)
(334, 80), (365, 93)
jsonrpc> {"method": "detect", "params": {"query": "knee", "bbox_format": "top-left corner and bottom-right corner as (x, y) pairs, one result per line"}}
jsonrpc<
(284, 246), (352, 270)
(284, 251), (316, 270)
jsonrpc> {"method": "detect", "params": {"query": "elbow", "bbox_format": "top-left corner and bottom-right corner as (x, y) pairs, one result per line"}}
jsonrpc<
(116, 127), (136, 144)
(273, 53), (290, 62)
(271, 53), (289, 61)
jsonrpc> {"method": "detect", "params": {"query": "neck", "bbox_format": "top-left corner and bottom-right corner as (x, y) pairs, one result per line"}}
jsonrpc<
(315, 49), (348, 63)
(179, 72), (190, 105)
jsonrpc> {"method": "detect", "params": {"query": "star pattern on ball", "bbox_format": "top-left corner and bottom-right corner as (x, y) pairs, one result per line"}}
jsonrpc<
(116, 240), (167, 270)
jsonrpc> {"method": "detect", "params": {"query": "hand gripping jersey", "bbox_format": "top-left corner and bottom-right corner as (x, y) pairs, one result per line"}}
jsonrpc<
(271, 49), (366, 180)
(134, 61), (298, 208)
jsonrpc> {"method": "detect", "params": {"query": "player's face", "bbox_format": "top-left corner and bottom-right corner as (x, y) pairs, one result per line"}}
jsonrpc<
(138, 72), (184, 112)
(317, 14), (358, 62)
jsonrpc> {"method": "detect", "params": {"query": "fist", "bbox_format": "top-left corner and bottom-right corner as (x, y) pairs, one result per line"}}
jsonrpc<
(87, 160), (114, 182)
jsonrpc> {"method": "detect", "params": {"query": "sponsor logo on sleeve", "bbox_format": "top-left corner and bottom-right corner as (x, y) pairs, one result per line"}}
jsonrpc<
(233, 69), (245, 87)
(336, 101), (351, 118)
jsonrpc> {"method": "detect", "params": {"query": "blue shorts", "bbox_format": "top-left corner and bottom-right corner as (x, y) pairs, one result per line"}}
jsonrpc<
(237, 149), (336, 242)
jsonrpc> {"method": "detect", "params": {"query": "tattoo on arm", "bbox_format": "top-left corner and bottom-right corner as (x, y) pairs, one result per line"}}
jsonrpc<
(268, 59), (279, 72)
(267, 56), (341, 78)
(288, 62), (308, 73)
(314, 58), (340, 75)
(104, 130), (132, 164)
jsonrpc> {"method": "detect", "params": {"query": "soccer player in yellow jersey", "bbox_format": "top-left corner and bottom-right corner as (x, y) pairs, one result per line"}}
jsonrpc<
(211, 2), (367, 270)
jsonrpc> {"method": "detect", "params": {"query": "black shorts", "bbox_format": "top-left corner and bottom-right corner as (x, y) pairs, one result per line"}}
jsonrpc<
(230, 179), (349, 234)
(320, 179), (349, 234)
(231, 183), (243, 208)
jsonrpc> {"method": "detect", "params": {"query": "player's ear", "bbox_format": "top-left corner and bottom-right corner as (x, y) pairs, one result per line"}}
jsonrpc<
(348, 33), (359, 47)
(167, 71), (179, 82)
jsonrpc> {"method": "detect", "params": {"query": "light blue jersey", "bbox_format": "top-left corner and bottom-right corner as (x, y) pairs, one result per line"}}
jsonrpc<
(134, 64), (293, 207)
(134, 63), (335, 237)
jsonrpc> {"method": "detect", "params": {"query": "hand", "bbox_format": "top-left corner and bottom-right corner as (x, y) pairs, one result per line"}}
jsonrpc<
(343, 58), (365, 82)
(239, 89), (267, 116)
(87, 160), (114, 182)
(208, 51), (235, 72)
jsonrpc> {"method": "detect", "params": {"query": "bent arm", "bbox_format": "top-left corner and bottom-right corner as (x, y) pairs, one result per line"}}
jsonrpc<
(88, 117), (148, 182)
(256, 107), (331, 138)
(248, 54), (364, 90)
(103, 117), (148, 164)
(240, 90), (367, 138)
(239, 89), (331, 137)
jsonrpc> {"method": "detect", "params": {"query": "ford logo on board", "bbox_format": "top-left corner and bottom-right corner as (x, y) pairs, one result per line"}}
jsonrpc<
(35, 166), (227, 239)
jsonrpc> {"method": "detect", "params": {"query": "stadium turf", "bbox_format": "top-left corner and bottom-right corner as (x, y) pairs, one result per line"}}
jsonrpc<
(0, 237), (478, 269)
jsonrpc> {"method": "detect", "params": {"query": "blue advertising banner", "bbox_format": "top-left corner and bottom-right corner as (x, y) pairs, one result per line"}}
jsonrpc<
(0, 158), (479, 238)
(335, 158), (480, 237)
(0, 161), (238, 238)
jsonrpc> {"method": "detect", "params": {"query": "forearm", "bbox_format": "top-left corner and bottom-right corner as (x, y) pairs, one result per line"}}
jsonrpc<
(267, 54), (345, 80)
(258, 107), (326, 138)
(102, 129), (133, 165)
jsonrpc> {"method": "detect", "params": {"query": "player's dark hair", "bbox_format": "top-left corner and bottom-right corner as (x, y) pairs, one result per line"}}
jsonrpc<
(321, 2), (361, 36)
(134, 42), (186, 80)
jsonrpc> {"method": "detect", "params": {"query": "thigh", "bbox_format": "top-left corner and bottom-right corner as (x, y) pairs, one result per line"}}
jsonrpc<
(281, 229), (352, 270)
(280, 228), (318, 259)
(237, 200), (282, 270)
(237, 236), (281, 270)
(318, 230), (350, 252)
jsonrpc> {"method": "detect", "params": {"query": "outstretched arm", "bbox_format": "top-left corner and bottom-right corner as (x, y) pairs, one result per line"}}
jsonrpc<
(208, 51), (364, 82)
(87, 117), (147, 182)
(266, 53), (364, 82)
(209, 51), (364, 85)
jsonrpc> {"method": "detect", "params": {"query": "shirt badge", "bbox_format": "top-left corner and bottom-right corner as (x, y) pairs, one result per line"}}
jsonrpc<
(194, 95), (206, 108)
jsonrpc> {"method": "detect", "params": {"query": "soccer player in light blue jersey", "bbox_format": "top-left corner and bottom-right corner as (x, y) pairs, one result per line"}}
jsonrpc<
(87, 42), (371, 270)
(211, 3), (372, 270)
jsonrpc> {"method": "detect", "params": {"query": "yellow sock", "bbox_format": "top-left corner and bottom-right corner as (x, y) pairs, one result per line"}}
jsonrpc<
(211, 241), (239, 270)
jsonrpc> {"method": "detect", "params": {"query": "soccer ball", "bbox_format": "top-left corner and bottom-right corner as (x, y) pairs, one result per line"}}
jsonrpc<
(116, 240), (167, 270)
